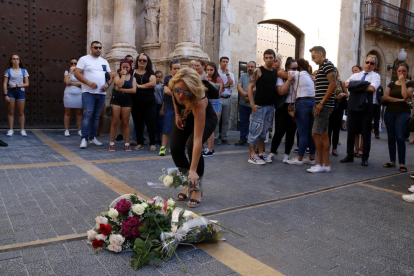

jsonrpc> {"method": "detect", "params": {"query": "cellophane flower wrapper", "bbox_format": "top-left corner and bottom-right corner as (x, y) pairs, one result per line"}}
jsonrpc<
(160, 208), (223, 260)
(157, 168), (191, 189)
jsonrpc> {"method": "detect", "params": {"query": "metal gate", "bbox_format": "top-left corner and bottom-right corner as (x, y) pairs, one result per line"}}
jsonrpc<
(0, 0), (87, 128)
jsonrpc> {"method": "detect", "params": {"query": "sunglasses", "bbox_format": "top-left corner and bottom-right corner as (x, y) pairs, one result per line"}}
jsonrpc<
(93, 46), (102, 50)
(171, 59), (179, 62)
(365, 61), (375, 66)
(138, 59), (148, 63)
(290, 67), (298, 71)
(12, 58), (20, 60)
(174, 87), (192, 96)
(70, 62), (77, 65)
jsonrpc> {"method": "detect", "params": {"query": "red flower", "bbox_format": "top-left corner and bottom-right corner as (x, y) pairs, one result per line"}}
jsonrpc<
(92, 239), (105, 249)
(99, 224), (112, 236)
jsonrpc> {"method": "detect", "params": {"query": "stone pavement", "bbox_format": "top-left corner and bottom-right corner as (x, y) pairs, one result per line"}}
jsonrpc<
(0, 129), (413, 275)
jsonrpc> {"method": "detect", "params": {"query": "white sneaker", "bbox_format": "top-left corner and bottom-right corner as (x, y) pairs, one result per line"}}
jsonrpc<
(64, 130), (70, 137)
(402, 194), (414, 203)
(89, 137), (103, 146)
(303, 157), (316, 165)
(248, 155), (266, 165)
(323, 165), (331, 172)
(408, 185), (414, 193)
(6, 130), (14, 137)
(286, 157), (303, 165)
(268, 153), (275, 161)
(282, 154), (289, 163)
(20, 130), (27, 137)
(307, 164), (325, 173)
(80, 138), (87, 149)
(78, 130), (82, 136)
(260, 153), (273, 163)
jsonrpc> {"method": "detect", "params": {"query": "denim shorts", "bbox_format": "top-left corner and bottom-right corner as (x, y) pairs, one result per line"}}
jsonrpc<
(247, 105), (274, 144)
(7, 88), (26, 101)
(162, 105), (175, 135)
(209, 98), (222, 114)
(312, 105), (333, 135)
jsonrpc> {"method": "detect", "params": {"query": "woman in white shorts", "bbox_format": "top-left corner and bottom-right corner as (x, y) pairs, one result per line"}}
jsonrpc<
(63, 58), (82, 137)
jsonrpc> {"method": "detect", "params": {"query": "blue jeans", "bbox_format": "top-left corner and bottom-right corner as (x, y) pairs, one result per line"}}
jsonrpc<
(295, 99), (316, 156)
(384, 111), (410, 164)
(81, 93), (105, 141)
(239, 105), (252, 142)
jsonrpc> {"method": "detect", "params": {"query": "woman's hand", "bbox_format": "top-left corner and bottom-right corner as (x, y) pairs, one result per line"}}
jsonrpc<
(189, 170), (199, 187)
(399, 74), (405, 83)
(287, 72), (295, 81)
(159, 109), (164, 116)
(8, 84), (16, 89)
(175, 115), (185, 130)
(69, 67), (75, 74)
(4, 95), (10, 103)
(120, 70), (127, 76)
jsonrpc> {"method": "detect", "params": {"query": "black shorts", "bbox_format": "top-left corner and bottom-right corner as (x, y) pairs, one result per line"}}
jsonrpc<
(111, 91), (132, 107)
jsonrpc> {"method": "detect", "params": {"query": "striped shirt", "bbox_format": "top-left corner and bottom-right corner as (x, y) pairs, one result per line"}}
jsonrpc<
(315, 59), (335, 108)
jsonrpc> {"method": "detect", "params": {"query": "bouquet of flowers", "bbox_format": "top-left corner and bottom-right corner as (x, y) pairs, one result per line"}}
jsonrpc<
(86, 194), (232, 271)
(159, 168), (191, 189)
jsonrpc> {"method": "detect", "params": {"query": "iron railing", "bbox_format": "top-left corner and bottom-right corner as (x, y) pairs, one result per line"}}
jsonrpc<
(364, 0), (414, 37)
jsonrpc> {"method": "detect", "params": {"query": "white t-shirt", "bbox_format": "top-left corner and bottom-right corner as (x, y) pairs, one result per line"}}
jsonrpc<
(290, 71), (315, 99)
(76, 55), (111, 95)
(4, 68), (29, 86)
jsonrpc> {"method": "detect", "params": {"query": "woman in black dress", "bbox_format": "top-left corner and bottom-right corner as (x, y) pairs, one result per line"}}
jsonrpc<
(169, 68), (218, 207)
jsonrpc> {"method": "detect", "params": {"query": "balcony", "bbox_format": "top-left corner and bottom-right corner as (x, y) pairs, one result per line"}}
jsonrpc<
(364, 0), (414, 41)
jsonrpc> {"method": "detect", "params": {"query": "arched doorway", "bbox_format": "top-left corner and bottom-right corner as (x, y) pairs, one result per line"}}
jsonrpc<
(256, 19), (304, 68)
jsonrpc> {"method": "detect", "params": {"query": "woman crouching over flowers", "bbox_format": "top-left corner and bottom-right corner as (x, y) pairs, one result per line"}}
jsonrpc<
(169, 68), (218, 207)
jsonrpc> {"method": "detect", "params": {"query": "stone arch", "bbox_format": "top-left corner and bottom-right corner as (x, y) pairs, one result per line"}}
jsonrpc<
(256, 19), (305, 63)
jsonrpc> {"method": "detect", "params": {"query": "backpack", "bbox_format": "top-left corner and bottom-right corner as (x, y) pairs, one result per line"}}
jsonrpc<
(7, 68), (26, 87)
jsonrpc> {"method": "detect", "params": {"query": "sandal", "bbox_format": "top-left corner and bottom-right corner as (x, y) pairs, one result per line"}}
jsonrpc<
(135, 144), (144, 150)
(400, 166), (408, 172)
(150, 145), (156, 151)
(383, 162), (396, 168)
(186, 190), (203, 208)
(354, 149), (361, 158)
(177, 187), (192, 201)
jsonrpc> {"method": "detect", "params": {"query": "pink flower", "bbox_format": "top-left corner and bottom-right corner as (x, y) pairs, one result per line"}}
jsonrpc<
(109, 234), (125, 246)
(87, 229), (98, 241)
(96, 234), (107, 241)
(121, 216), (142, 239)
(107, 244), (122, 253)
(95, 216), (108, 229)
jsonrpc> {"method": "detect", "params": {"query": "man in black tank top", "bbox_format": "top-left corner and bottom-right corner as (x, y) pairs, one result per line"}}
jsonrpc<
(246, 49), (279, 165)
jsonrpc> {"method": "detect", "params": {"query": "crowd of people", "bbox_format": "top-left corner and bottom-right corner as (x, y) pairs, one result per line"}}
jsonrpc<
(3, 42), (414, 206)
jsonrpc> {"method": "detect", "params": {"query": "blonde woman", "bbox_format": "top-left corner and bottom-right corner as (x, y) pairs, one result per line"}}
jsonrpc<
(169, 68), (218, 207)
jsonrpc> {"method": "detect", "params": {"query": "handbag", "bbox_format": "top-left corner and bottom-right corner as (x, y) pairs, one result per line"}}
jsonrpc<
(335, 80), (348, 110)
(287, 73), (300, 118)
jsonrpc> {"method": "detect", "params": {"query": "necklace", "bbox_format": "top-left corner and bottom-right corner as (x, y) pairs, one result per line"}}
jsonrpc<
(137, 74), (144, 84)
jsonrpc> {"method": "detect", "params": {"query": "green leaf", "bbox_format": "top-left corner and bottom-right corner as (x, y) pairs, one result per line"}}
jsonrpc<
(138, 226), (148, 232)
(153, 257), (163, 264)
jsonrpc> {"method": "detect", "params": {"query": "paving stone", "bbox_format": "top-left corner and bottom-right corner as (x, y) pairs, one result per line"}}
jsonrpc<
(25, 260), (53, 276)
(0, 258), (26, 274)
(21, 247), (46, 264)
(45, 249), (71, 264)
(78, 264), (110, 276)
(51, 260), (80, 276)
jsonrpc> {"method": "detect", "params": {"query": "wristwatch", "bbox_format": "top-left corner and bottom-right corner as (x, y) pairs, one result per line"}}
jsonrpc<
(226, 74), (230, 76)
(319, 102), (324, 106)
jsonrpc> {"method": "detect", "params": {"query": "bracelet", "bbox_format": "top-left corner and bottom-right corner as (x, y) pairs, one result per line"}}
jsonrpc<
(226, 74), (230, 76)
(175, 114), (180, 116)
(4, 94), (8, 96)
(286, 79), (291, 82)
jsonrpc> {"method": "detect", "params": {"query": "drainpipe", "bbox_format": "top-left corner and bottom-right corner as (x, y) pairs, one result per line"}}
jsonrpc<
(357, 0), (364, 65)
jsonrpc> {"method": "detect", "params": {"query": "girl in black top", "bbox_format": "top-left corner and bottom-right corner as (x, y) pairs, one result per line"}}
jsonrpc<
(109, 59), (137, 151)
(170, 68), (218, 208)
(132, 53), (157, 151)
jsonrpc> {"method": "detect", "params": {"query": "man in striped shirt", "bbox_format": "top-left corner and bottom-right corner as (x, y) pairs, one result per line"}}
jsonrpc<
(308, 46), (337, 173)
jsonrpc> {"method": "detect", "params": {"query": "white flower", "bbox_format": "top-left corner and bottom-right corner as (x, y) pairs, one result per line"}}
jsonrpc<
(183, 210), (194, 218)
(167, 206), (174, 211)
(141, 202), (149, 209)
(108, 208), (119, 219)
(107, 244), (122, 253)
(95, 216), (108, 228)
(163, 175), (174, 187)
(96, 234), (107, 241)
(109, 234), (125, 246)
(131, 204), (145, 215)
(87, 229), (98, 241)
(157, 202), (164, 209)
(167, 198), (175, 207)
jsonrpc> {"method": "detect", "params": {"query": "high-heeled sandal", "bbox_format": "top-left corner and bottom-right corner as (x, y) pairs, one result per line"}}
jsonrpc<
(177, 187), (192, 201)
(354, 149), (361, 158)
(187, 177), (203, 208)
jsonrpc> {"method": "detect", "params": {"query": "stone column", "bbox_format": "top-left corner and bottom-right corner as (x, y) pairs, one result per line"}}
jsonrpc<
(169, 0), (208, 59)
(200, 0), (207, 51)
(106, 0), (138, 65)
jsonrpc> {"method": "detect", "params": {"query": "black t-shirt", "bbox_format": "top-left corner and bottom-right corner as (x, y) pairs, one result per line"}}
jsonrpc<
(255, 66), (278, 106)
(132, 70), (155, 104)
(163, 75), (173, 106)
